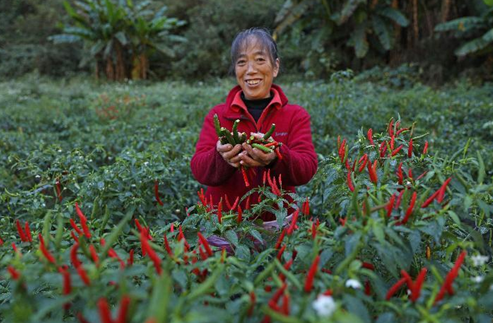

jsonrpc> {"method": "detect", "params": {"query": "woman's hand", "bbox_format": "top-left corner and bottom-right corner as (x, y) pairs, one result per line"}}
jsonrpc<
(217, 141), (242, 168)
(239, 133), (277, 167)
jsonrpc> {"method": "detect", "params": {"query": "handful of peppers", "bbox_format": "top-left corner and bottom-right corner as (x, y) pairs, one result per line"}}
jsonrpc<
(213, 114), (282, 187)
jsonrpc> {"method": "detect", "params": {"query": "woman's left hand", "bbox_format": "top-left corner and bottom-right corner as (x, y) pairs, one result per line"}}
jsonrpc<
(239, 133), (277, 167)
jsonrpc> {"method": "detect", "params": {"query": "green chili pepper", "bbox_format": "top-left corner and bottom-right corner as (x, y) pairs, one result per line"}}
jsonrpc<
(252, 143), (273, 154)
(213, 114), (222, 137)
(221, 127), (236, 145)
(263, 124), (276, 140)
(232, 119), (240, 143)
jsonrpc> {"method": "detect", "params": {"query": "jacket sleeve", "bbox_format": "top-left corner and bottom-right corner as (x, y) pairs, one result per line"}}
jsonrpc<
(271, 108), (318, 186)
(190, 108), (237, 186)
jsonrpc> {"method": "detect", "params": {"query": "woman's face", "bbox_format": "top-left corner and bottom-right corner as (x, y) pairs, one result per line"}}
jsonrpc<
(235, 38), (279, 100)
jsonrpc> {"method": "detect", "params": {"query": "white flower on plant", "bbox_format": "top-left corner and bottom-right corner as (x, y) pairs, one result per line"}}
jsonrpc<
(471, 255), (489, 267)
(345, 279), (362, 289)
(472, 276), (484, 283)
(312, 295), (336, 317)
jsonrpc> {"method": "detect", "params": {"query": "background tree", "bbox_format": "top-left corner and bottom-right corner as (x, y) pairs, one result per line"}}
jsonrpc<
(50, 0), (185, 81)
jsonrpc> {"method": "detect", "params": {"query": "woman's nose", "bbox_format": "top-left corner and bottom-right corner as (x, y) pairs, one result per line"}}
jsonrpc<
(246, 61), (257, 74)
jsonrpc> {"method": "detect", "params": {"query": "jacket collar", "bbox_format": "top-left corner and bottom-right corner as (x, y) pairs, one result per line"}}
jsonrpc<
(223, 84), (288, 119)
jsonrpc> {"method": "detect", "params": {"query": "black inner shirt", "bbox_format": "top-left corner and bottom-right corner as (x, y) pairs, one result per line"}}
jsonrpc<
(241, 92), (273, 123)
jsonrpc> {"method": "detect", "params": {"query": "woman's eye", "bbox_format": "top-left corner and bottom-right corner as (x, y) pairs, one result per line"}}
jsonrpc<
(256, 57), (266, 62)
(237, 60), (246, 65)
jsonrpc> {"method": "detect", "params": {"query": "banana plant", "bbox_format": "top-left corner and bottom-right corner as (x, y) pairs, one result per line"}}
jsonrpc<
(274, 0), (409, 59)
(435, 0), (493, 57)
(50, 0), (185, 80)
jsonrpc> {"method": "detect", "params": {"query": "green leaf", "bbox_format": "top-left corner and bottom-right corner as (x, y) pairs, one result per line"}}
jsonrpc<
(343, 294), (370, 322)
(148, 269), (172, 323)
(372, 15), (391, 51)
(378, 7), (409, 27)
(352, 23), (369, 58)
(249, 229), (263, 244)
(224, 230), (238, 247)
(435, 17), (485, 32)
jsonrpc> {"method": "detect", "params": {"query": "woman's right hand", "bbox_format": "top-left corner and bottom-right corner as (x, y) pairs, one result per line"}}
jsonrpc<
(217, 141), (243, 168)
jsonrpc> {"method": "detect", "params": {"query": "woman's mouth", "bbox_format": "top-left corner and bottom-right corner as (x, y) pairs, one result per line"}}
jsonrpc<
(246, 79), (261, 86)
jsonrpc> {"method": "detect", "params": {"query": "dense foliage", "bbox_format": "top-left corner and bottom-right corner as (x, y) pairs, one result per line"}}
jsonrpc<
(1, 0), (492, 80)
(0, 76), (492, 322)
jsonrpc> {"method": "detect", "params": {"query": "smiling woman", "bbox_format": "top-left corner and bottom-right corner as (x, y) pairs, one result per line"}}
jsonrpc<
(190, 28), (317, 221)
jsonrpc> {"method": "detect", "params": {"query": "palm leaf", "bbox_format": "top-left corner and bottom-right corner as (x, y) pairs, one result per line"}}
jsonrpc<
(352, 22), (369, 58)
(377, 7), (409, 27)
(338, 0), (365, 25)
(274, 0), (315, 35)
(372, 15), (391, 51)
(455, 29), (493, 56)
(435, 17), (485, 32)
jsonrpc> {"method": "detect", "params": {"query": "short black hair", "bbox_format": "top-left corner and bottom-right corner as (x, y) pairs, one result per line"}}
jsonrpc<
(230, 28), (279, 76)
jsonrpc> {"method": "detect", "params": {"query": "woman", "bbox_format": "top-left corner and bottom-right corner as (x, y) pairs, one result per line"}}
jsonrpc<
(191, 28), (317, 221)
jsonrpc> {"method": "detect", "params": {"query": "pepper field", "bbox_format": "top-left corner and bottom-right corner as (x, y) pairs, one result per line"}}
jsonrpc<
(1, 74), (493, 322)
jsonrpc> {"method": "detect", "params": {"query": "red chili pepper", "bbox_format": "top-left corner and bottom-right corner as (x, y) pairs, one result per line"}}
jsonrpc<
(197, 188), (207, 206)
(400, 191), (417, 225)
(390, 135), (395, 151)
(154, 180), (164, 206)
(140, 230), (162, 275)
(339, 139), (347, 163)
(408, 139), (413, 158)
(0, 236), (4, 246)
(400, 269), (414, 291)
(388, 119), (394, 136)
(364, 280), (372, 296)
(75, 202), (91, 239)
(347, 170), (355, 192)
(395, 189), (405, 210)
(127, 249), (134, 266)
(434, 251), (466, 304)
(311, 219), (320, 239)
(367, 128), (375, 146)
(55, 179), (63, 202)
(245, 195), (251, 210)
(304, 255), (320, 292)
(408, 168), (413, 179)
(302, 197), (310, 216)
(362, 262), (375, 270)
(276, 244), (286, 261)
(436, 177), (452, 203)
(416, 171), (428, 181)
(339, 217), (347, 226)
(76, 265), (91, 286)
(345, 158), (350, 170)
(117, 295), (131, 323)
(58, 266), (72, 295)
(38, 234), (56, 264)
(386, 194), (396, 217)
(281, 294), (290, 315)
(101, 238), (125, 269)
(7, 266), (21, 280)
(410, 267), (427, 302)
(423, 141), (429, 155)
(97, 298), (113, 323)
(358, 154), (368, 172)
(379, 141), (387, 158)
(16, 219), (27, 242)
(385, 277), (407, 300)
(269, 283), (287, 307)
(248, 291), (256, 316)
(24, 222), (32, 243)
(217, 200), (223, 224)
(89, 244), (99, 266)
(396, 127), (409, 136)
(12, 242), (20, 256)
(237, 205), (243, 224)
(70, 219), (83, 236)
(163, 234), (173, 257)
(275, 228), (287, 250)
(367, 160), (378, 184)
(287, 210), (299, 235)
(178, 225), (190, 251)
(198, 232), (213, 257)
(421, 189), (439, 209)
(275, 148), (283, 160)
(391, 144), (403, 157)
(241, 166), (250, 187)
(70, 230), (79, 243)
(70, 243), (81, 268)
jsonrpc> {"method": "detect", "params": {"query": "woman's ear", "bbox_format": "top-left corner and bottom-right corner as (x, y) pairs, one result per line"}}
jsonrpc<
(273, 58), (280, 78)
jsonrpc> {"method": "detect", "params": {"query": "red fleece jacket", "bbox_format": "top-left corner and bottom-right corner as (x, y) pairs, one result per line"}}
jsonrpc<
(190, 84), (317, 219)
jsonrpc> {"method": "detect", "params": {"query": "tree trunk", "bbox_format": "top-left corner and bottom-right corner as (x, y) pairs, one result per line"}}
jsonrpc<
(389, 0), (401, 65)
(412, 0), (419, 46)
(106, 57), (115, 81)
(441, 0), (451, 23)
(140, 53), (148, 80)
(115, 41), (126, 81)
